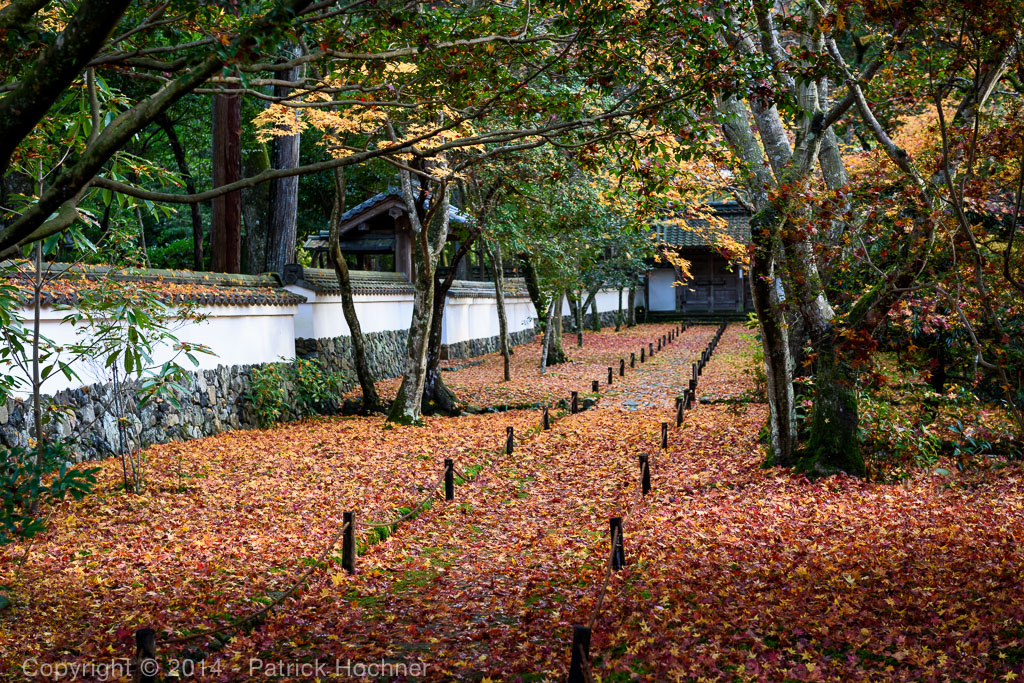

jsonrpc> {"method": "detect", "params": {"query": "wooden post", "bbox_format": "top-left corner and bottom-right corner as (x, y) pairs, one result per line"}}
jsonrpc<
(657, 338), (661, 351)
(592, 379), (600, 393)
(607, 367), (613, 385)
(609, 517), (624, 570)
(543, 405), (550, 430)
(661, 421), (668, 449)
(676, 397), (684, 426)
(639, 455), (651, 496)
(649, 342), (654, 357)
(571, 391), (579, 414)
(506, 426), (515, 455)
(568, 624), (592, 683)
(619, 358), (625, 376)
(135, 628), (158, 683)
(640, 347), (645, 363)
(631, 352), (636, 368)
(342, 511), (356, 573)
(692, 363), (698, 382)
(445, 458), (454, 501)
(686, 387), (696, 410)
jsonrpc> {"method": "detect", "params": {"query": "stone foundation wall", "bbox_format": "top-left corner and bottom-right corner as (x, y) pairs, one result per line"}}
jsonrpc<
(441, 327), (536, 360)
(294, 328), (409, 392)
(0, 365), (260, 462)
(0, 326), (538, 462)
(561, 309), (622, 331)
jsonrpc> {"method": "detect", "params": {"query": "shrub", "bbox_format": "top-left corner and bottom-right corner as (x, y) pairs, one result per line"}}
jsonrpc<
(858, 391), (941, 478)
(2, 441), (98, 545)
(249, 358), (343, 427)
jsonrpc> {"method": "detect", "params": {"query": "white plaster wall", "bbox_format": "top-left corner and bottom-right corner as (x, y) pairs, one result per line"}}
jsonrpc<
(285, 286), (415, 339)
(648, 269), (677, 311)
(441, 295), (534, 345)
(286, 284), (536, 347)
(5, 304), (297, 396)
(559, 288), (626, 319)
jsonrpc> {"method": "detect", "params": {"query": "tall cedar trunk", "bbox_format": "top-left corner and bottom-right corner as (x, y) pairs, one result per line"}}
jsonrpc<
(627, 286), (636, 326)
(749, 207), (798, 465)
(329, 168), (380, 413)
(241, 137), (270, 273)
(211, 89), (241, 273)
(156, 114), (204, 269)
(265, 60), (301, 274)
(490, 240), (511, 381)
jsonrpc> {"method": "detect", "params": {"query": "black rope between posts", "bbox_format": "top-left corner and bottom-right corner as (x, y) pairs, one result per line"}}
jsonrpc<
(577, 643), (597, 683)
(160, 324), (688, 656)
(165, 519), (352, 646)
(587, 524), (621, 630)
(360, 471), (449, 529)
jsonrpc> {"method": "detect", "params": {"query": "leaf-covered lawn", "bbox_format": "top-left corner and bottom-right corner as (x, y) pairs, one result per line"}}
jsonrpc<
(3, 324), (1023, 681)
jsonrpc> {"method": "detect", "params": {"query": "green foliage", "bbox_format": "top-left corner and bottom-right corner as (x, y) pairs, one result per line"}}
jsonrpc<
(290, 357), (342, 417)
(250, 364), (289, 427)
(742, 314), (767, 402)
(858, 392), (941, 478)
(249, 358), (344, 427)
(147, 238), (196, 270)
(1, 442), (98, 545)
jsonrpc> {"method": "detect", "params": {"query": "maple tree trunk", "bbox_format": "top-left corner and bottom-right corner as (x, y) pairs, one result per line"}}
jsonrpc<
(387, 162), (451, 425)
(490, 240), (511, 381)
(156, 114), (204, 270)
(749, 206), (798, 467)
(420, 225), (483, 415)
(800, 331), (864, 477)
(389, 265), (436, 424)
(518, 252), (550, 339)
(265, 59), (301, 274)
(547, 291), (567, 365)
(616, 287), (623, 331)
(566, 292), (579, 333)
(588, 292), (600, 331)
(539, 299), (555, 374)
(329, 169), (380, 414)
(420, 282), (459, 415)
(211, 88), (241, 273)
(571, 291), (584, 347)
